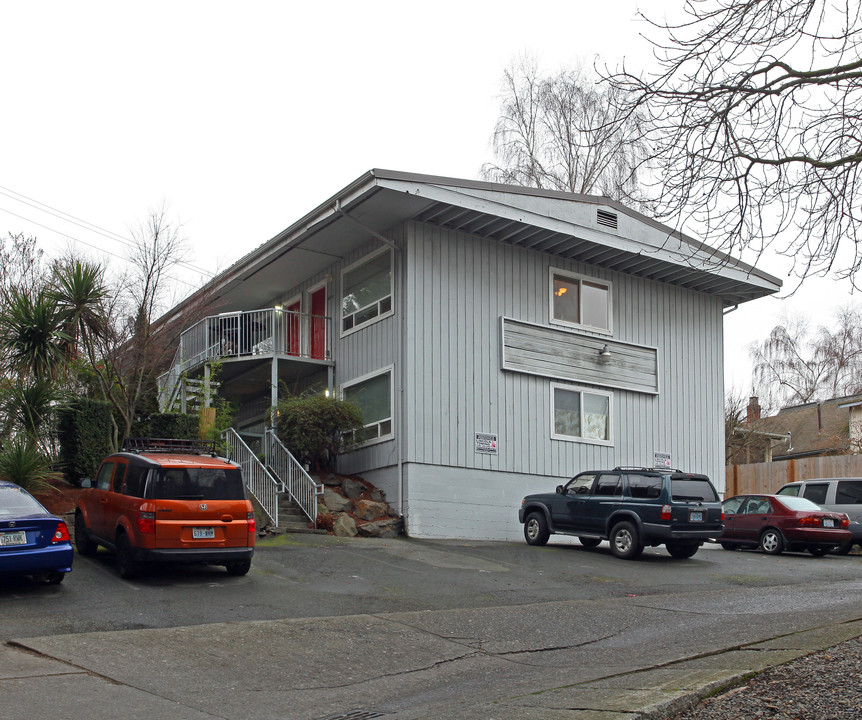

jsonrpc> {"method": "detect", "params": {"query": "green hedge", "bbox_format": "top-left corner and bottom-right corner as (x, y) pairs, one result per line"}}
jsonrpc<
(147, 413), (200, 440)
(56, 399), (113, 486)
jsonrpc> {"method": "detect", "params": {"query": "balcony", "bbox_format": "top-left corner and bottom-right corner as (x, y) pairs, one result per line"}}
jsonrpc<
(158, 308), (333, 412)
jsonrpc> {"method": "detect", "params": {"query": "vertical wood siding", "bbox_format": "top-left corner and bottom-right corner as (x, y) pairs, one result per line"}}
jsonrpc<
(402, 220), (725, 484)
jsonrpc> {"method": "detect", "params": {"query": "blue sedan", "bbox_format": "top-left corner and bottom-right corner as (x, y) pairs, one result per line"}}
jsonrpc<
(0, 481), (73, 584)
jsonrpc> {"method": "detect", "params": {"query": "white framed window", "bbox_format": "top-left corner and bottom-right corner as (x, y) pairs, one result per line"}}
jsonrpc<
(341, 366), (394, 446)
(549, 268), (612, 333)
(551, 382), (613, 445)
(341, 248), (393, 335)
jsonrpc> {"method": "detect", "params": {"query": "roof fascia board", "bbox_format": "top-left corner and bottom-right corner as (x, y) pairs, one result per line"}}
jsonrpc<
(372, 169), (780, 291)
(376, 177), (779, 294)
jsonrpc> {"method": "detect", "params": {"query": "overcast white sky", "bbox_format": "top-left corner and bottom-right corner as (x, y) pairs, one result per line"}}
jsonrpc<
(1, 1), (856, 396)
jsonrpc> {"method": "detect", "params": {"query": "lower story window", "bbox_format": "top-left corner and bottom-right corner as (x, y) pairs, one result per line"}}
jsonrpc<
(551, 383), (612, 444)
(342, 367), (393, 445)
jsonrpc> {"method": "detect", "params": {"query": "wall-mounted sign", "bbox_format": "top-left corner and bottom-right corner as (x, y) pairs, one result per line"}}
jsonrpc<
(654, 451), (671, 469)
(475, 432), (498, 455)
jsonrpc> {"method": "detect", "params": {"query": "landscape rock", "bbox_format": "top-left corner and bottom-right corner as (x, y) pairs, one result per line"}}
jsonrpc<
(322, 487), (353, 513)
(354, 499), (391, 522)
(357, 517), (403, 538)
(340, 476), (366, 499)
(332, 513), (358, 537)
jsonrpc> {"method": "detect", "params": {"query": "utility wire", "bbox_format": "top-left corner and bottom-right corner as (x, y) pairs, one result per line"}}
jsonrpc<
(0, 184), (217, 278)
(0, 205), (205, 291)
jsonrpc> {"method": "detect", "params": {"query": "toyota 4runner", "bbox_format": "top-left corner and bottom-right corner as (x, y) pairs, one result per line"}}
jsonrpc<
(75, 438), (255, 578)
(519, 467), (724, 559)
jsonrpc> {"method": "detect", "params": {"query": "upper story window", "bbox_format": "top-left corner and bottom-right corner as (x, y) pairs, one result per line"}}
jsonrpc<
(341, 248), (393, 335)
(550, 268), (611, 333)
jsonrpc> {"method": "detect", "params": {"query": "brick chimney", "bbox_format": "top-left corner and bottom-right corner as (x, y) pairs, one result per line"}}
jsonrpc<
(747, 396), (761, 422)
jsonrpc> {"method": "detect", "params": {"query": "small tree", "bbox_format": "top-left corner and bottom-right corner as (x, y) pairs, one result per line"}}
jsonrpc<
(275, 394), (364, 472)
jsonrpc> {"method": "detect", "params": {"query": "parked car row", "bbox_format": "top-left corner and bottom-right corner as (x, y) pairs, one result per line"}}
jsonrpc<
(1, 438), (256, 585)
(519, 468), (858, 560)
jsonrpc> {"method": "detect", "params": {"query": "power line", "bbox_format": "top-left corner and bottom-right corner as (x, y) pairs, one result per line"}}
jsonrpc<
(0, 205), (205, 291)
(0, 184), (217, 278)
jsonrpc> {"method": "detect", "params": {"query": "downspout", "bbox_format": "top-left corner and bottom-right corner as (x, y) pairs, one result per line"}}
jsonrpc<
(335, 199), (404, 518)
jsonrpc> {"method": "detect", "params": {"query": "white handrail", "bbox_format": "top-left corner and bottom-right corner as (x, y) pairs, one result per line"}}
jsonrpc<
(223, 428), (282, 526)
(265, 429), (322, 527)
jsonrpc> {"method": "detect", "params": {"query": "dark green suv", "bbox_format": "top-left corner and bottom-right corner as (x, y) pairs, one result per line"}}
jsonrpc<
(518, 467), (724, 559)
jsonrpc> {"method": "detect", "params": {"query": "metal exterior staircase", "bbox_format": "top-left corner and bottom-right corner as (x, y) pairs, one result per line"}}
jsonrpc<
(222, 428), (323, 532)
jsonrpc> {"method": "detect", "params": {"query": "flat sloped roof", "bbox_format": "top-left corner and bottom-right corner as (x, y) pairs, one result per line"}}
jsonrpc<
(171, 169), (781, 316)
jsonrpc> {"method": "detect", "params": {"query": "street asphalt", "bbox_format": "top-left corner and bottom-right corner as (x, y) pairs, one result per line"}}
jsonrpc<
(3, 535), (861, 719)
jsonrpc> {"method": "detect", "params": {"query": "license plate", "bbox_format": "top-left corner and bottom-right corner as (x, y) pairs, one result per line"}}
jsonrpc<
(690, 511), (704, 523)
(823, 518), (834, 528)
(193, 527), (215, 539)
(0, 531), (26, 546)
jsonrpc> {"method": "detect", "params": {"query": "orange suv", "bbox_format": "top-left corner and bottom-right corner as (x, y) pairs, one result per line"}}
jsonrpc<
(74, 438), (255, 578)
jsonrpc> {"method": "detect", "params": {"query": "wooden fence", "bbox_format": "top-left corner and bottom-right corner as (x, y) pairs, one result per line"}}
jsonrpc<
(725, 455), (862, 497)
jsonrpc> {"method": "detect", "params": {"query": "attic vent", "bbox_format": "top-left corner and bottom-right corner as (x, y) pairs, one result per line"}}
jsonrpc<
(597, 209), (618, 230)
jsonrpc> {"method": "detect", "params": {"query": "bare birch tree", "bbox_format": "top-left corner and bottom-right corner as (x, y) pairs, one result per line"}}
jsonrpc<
(482, 55), (650, 203)
(604, 0), (862, 287)
(751, 306), (862, 409)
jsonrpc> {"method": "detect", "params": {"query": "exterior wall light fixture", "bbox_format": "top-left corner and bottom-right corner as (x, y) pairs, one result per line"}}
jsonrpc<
(599, 344), (612, 364)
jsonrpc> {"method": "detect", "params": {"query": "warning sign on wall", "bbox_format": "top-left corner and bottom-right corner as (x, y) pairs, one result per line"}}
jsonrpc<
(654, 451), (672, 469)
(475, 433), (498, 455)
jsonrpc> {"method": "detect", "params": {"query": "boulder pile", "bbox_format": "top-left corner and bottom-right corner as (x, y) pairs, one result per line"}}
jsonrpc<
(315, 474), (403, 538)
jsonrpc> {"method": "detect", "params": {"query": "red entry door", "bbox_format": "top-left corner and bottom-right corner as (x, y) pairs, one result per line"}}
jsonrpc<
(310, 287), (326, 360)
(286, 300), (300, 356)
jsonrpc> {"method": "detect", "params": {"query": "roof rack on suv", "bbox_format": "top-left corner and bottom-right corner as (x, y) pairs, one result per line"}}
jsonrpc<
(612, 466), (685, 473)
(122, 437), (218, 455)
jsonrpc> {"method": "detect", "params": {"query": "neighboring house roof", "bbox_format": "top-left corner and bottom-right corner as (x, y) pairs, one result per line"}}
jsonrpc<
(752, 395), (862, 460)
(166, 169), (781, 319)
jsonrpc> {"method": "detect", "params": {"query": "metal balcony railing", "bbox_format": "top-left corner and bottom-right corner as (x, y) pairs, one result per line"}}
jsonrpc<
(157, 307), (332, 411)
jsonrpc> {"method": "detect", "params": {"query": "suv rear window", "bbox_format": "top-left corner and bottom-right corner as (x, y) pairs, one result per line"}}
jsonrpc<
(801, 483), (829, 505)
(670, 477), (718, 502)
(148, 468), (246, 501)
(836, 480), (862, 504)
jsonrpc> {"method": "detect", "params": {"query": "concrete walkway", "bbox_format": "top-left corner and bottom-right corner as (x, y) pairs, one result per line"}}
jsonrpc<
(5, 605), (861, 720)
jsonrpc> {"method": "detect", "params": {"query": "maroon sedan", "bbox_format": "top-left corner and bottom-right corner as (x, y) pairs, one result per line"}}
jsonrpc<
(720, 494), (850, 556)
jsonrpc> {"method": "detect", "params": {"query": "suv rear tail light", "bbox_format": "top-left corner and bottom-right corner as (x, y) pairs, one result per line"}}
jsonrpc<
(661, 505), (672, 520)
(247, 512), (255, 533)
(52, 522), (70, 543)
(137, 511), (156, 534)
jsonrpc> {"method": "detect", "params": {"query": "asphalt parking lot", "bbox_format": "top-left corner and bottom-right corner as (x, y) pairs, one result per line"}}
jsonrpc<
(2, 535), (861, 719)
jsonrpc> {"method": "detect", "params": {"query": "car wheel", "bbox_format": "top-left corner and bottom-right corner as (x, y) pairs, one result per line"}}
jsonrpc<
(832, 541), (853, 555)
(523, 511), (550, 546)
(759, 528), (784, 555)
(808, 545), (831, 557)
(666, 542), (699, 559)
(74, 511), (98, 556)
(579, 537), (601, 548)
(720, 542), (738, 551)
(115, 532), (141, 579)
(225, 560), (252, 576)
(610, 521), (643, 560)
